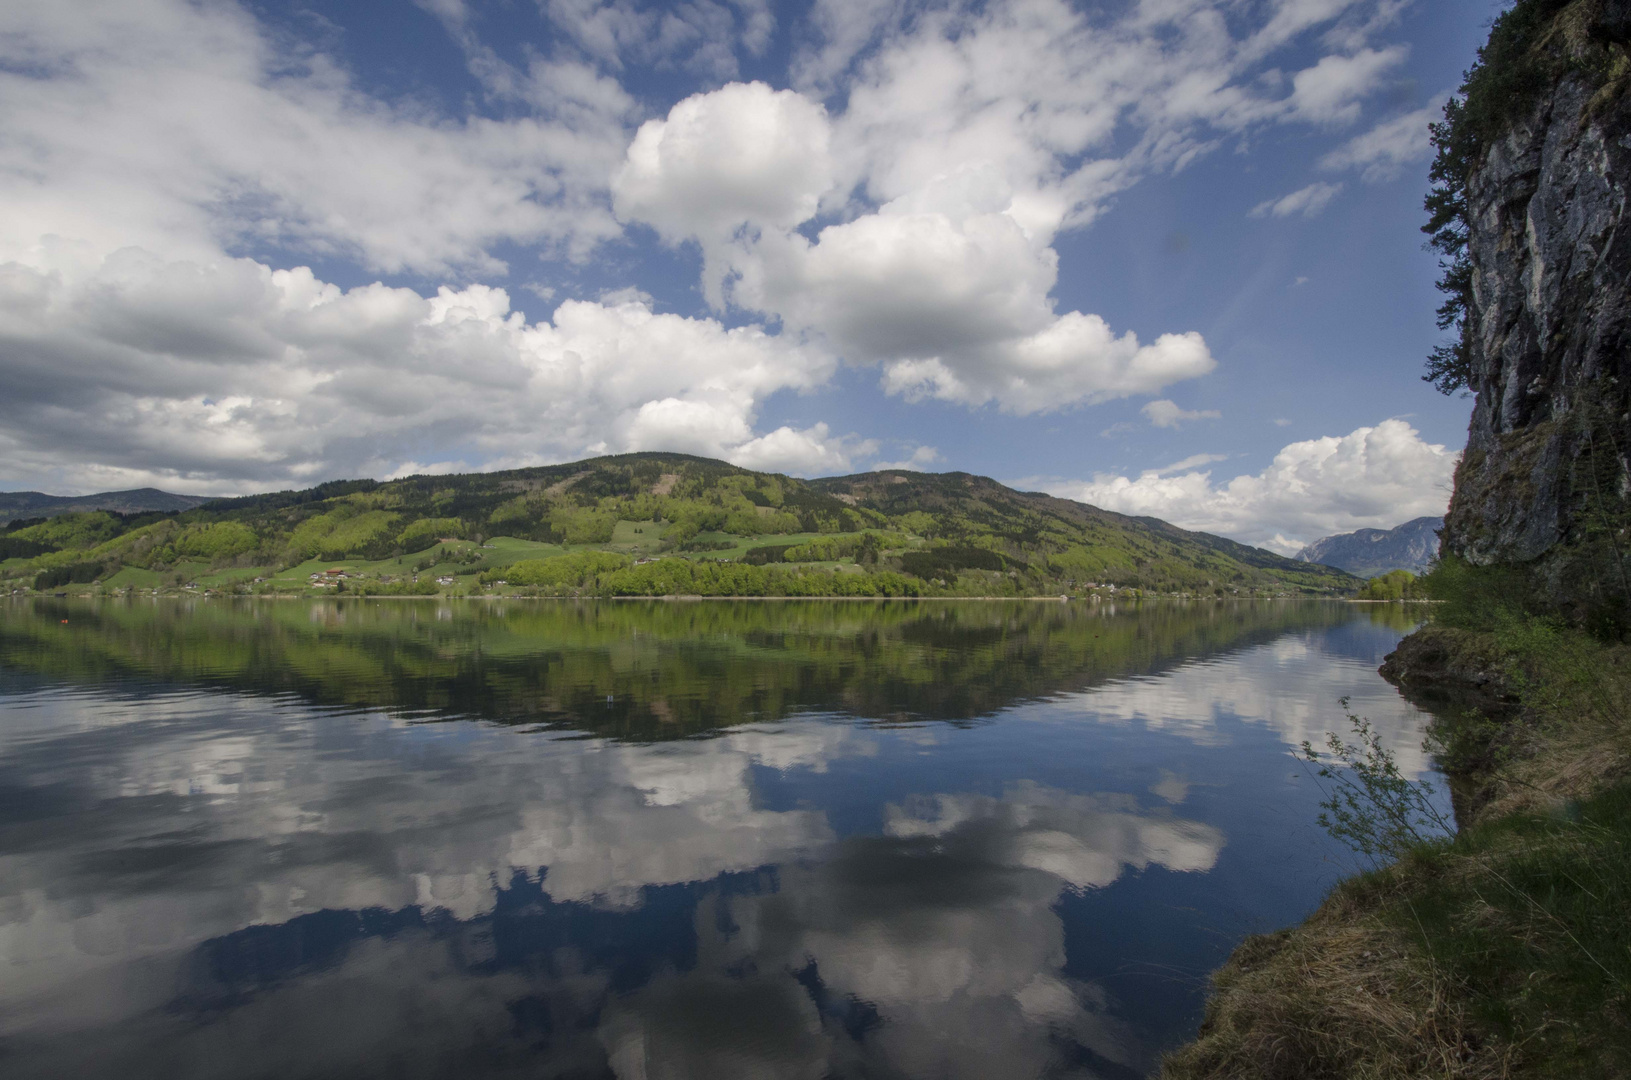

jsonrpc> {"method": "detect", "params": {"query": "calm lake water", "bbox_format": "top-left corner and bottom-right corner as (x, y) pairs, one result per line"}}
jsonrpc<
(0, 597), (1439, 1079)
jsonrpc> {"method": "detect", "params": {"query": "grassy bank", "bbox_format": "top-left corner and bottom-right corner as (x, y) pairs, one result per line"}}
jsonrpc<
(1163, 557), (1631, 1078)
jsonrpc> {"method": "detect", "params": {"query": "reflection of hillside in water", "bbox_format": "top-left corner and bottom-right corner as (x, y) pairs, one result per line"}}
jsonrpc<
(0, 598), (1416, 738)
(0, 607), (1437, 1080)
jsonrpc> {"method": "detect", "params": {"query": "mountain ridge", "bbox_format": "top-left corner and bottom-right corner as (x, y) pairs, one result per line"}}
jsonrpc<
(1, 453), (1359, 596)
(0, 487), (212, 525)
(1294, 516), (1443, 577)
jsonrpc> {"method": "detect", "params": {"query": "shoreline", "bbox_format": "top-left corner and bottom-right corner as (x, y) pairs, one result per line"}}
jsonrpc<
(10, 591), (1359, 603)
(1162, 616), (1631, 1077)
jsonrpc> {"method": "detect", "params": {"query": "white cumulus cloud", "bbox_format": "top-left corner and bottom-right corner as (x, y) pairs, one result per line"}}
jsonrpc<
(1250, 181), (1345, 219)
(1285, 45), (1408, 126)
(1045, 419), (1459, 554)
(612, 80), (836, 277)
(1320, 99), (1446, 181)
(724, 422), (879, 475)
(0, 251), (857, 490)
(0, 0), (633, 276)
(873, 445), (942, 472)
(1156, 452), (1230, 474)
(0, 2), (869, 490)
(0, 0), (1432, 488)
(614, 0), (1412, 419)
(1142, 400), (1222, 429)
(616, 73), (1218, 415)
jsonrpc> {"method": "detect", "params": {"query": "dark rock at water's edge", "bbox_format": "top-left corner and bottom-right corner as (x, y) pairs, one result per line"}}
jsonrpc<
(1443, 0), (1631, 626)
(0, 487), (212, 525)
(1379, 627), (1524, 827)
(1378, 625), (1514, 702)
(1295, 517), (1442, 577)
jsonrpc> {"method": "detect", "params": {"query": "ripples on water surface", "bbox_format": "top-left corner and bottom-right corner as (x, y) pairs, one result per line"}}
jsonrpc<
(0, 597), (1442, 1079)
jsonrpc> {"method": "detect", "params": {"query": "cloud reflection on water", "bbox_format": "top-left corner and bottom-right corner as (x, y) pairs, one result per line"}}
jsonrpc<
(1072, 631), (1436, 775)
(0, 607), (1436, 1079)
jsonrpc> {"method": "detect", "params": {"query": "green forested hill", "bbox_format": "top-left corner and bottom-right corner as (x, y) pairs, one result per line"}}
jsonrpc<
(0, 453), (1358, 597)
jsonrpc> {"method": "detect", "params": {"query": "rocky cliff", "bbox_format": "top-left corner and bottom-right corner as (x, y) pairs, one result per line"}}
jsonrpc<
(1441, 0), (1631, 625)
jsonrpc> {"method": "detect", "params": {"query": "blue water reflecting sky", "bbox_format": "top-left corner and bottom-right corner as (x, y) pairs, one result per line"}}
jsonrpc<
(0, 600), (1439, 1079)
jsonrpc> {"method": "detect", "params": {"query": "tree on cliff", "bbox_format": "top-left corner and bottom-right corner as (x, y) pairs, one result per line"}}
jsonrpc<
(1422, 0), (1580, 394)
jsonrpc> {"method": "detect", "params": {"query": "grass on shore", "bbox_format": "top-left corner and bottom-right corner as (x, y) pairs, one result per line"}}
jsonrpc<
(1163, 556), (1631, 1078)
(1163, 777), (1631, 1078)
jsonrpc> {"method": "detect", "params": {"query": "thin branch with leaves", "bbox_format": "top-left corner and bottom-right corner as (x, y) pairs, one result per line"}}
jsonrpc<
(1300, 698), (1455, 864)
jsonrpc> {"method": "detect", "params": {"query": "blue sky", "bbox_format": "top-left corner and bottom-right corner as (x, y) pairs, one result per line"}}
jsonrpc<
(0, 0), (1501, 550)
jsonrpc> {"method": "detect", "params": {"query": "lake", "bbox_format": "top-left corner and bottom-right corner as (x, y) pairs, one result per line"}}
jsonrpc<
(0, 597), (1440, 1079)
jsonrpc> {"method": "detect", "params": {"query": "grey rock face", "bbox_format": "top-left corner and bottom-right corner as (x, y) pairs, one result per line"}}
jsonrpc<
(1296, 517), (1443, 577)
(1442, 7), (1631, 619)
